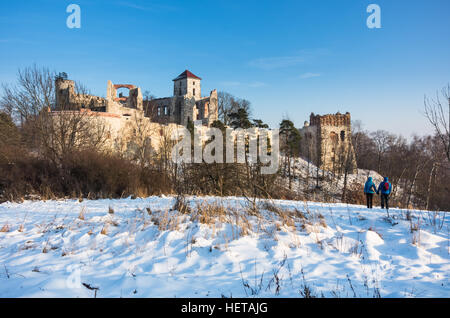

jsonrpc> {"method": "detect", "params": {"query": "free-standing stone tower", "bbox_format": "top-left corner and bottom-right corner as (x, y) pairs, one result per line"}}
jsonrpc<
(299, 112), (357, 174)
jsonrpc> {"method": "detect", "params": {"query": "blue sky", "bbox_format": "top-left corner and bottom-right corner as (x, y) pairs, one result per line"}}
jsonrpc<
(1, 0), (449, 137)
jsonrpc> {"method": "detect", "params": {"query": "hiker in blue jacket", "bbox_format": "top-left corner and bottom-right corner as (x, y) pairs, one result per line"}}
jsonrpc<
(364, 177), (377, 209)
(377, 177), (392, 210)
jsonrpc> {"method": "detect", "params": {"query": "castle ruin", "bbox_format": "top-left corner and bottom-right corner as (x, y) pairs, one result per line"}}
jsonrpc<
(52, 70), (218, 156)
(299, 112), (357, 174)
(53, 71), (357, 173)
(55, 70), (218, 126)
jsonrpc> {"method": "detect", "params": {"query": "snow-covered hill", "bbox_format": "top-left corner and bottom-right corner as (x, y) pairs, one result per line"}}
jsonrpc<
(0, 196), (448, 297)
(285, 156), (405, 203)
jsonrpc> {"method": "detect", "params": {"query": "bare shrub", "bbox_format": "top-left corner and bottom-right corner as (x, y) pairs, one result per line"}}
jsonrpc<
(173, 195), (191, 214)
(344, 181), (367, 205)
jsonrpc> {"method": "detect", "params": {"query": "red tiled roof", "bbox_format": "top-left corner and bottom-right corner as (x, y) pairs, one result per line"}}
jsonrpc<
(172, 70), (201, 81)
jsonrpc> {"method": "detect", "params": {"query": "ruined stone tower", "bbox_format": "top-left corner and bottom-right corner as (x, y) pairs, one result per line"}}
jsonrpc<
(299, 112), (357, 174)
(55, 75), (107, 110)
(145, 70), (218, 127)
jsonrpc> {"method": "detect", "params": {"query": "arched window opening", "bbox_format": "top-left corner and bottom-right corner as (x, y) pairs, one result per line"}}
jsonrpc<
(330, 131), (338, 143)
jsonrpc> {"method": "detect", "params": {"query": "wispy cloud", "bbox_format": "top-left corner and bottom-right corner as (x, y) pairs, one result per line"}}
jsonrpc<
(115, 1), (178, 12)
(221, 81), (241, 87)
(248, 56), (306, 70)
(221, 81), (267, 88)
(0, 38), (36, 44)
(248, 81), (266, 88)
(248, 49), (328, 70)
(299, 72), (321, 79)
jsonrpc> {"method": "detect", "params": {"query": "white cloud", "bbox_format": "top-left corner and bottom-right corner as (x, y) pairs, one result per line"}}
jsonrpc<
(248, 81), (266, 88)
(221, 81), (267, 88)
(0, 39), (36, 44)
(115, 1), (177, 12)
(248, 49), (328, 70)
(299, 72), (321, 79)
(220, 81), (241, 87)
(248, 56), (307, 70)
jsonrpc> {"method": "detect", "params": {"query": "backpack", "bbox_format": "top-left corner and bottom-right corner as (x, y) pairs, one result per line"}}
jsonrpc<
(384, 182), (390, 191)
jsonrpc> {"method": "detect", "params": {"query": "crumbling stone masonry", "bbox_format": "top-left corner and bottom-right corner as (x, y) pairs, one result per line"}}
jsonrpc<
(299, 112), (357, 174)
(53, 70), (219, 156)
(55, 70), (218, 126)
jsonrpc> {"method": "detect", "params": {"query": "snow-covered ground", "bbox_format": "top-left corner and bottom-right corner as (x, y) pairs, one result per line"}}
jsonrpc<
(284, 156), (394, 202)
(0, 196), (448, 298)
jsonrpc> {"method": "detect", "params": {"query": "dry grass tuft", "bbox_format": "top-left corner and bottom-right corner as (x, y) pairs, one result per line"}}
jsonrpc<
(173, 195), (191, 214)
(0, 223), (10, 232)
(368, 227), (383, 239)
(318, 214), (327, 228)
(78, 206), (86, 220)
(151, 210), (180, 231)
(193, 202), (227, 225)
(101, 224), (109, 235)
(105, 217), (119, 227)
(259, 201), (300, 230)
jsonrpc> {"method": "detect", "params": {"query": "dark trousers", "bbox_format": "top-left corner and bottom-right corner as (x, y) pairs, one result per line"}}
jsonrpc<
(381, 194), (390, 210)
(366, 193), (374, 209)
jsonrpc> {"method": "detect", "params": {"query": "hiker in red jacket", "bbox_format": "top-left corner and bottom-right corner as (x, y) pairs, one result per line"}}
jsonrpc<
(377, 177), (392, 210)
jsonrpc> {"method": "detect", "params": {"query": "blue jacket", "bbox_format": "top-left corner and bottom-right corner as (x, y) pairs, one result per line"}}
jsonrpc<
(364, 177), (377, 194)
(378, 177), (392, 195)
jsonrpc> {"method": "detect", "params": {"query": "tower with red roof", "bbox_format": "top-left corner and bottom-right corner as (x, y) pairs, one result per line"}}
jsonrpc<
(173, 70), (202, 100)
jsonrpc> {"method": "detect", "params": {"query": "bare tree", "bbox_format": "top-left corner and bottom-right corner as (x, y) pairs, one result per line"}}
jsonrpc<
(371, 130), (394, 173)
(217, 91), (251, 125)
(0, 65), (109, 163)
(0, 65), (55, 125)
(0, 112), (24, 163)
(37, 109), (109, 164)
(424, 84), (450, 162)
(340, 144), (356, 202)
(120, 112), (159, 167)
(143, 90), (156, 102)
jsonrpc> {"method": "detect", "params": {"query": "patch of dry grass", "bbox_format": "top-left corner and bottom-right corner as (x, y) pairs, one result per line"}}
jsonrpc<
(78, 206), (86, 220)
(100, 223), (109, 235)
(0, 223), (10, 232)
(173, 195), (191, 214)
(192, 201), (227, 225)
